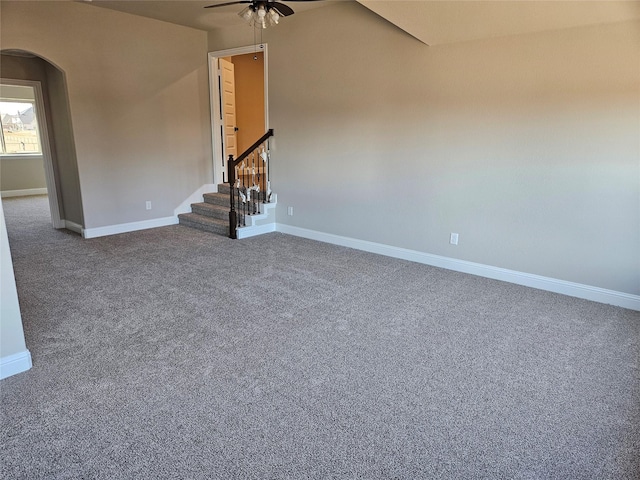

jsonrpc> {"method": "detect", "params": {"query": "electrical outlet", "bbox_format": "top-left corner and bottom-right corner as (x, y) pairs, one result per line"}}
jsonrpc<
(146, 201), (152, 210)
(287, 206), (294, 216)
(450, 233), (459, 245)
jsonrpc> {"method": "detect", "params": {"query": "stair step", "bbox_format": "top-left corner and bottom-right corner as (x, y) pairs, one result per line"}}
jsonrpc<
(216, 183), (271, 202)
(202, 192), (228, 207)
(179, 183), (275, 237)
(217, 183), (232, 195)
(178, 213), (228, 236)
(191, 202), (228, 221)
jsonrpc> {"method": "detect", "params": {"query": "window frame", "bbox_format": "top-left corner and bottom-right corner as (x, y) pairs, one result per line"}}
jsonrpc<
(0, 97), (43, 156)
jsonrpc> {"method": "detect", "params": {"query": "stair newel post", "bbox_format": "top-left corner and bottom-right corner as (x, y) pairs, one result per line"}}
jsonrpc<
(266, 136), (271, 203)
(228, 154), (237, 239)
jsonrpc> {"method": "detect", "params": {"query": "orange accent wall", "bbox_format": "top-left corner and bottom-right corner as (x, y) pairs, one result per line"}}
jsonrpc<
(231, 52), (265, 154)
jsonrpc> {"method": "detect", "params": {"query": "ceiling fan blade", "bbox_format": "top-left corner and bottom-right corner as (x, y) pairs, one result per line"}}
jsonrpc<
(204, 1), (251, 9)
(271, 2), (294, 16)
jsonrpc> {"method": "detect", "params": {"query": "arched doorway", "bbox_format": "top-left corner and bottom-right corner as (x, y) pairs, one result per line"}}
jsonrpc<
(0, 49), (83, 233)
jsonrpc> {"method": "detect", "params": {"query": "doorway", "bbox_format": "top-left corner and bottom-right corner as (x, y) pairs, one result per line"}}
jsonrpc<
(208, 45), (268, 185)
(0, 79), (62, 228)
(0, 50), (83, 235)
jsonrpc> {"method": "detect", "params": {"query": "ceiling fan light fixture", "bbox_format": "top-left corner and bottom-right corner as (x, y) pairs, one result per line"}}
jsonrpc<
(268, 9), (280, 25)
(238, 6), (254, 22)
(211, 0), (293, 29)
(256, 5), (268, 28)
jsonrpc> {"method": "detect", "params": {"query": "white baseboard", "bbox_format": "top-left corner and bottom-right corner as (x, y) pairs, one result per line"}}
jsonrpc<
(1, 188), (47, 198)
(276, 224), (640, 311)
(83, 216), (178, 239)
(237, 223), (276, 239)
(63, 220), (83, 235)
(0, 350), (32, 380)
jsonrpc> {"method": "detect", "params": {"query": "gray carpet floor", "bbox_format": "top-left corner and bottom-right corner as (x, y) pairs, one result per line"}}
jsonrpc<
(1, 195), (639, 479)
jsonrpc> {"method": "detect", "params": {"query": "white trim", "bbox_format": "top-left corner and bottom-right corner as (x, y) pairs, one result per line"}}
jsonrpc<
(63, 220), (83, 235)
(276, 224), (640, 311)
(1, 188), (48, 198)
(237, 222), (276, 239)
(0, 350), (32, 380)
(83, 216), (178, 239)
(0, 78), (63, 228)
(208, 44), (269, 186)
(208, 52), (222, 184)
(0, 153), (43, 159)
(174, 184), (217, 216)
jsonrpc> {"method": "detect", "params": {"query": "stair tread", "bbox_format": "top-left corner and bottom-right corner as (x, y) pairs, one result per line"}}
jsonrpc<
(178, 212), (226, 226)
(192, 202), (227, 212)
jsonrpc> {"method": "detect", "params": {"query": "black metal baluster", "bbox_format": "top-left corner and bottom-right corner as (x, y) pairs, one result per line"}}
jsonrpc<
(258, 144), (263, 209)
(228, 154), (237, 239)
(240, 162), (247, 226)
(252, 151), (256, 214)
(266, 138), (271, 203)
(227, 130), (273, 238)
(262, 143), (266, 206)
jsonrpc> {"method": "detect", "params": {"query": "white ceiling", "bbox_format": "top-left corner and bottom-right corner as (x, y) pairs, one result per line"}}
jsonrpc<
(358, 0), (640, 45)
(84, 0), (336, 32)
(83, 0), (640, 45)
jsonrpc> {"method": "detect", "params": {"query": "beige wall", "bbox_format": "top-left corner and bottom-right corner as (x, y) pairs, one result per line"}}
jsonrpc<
(210, 2), (640, 295)
(0, 1), (212, 228)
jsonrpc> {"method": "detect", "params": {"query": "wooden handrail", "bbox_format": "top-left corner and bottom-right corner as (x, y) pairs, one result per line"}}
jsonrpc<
(228, 129), (274, 185)
(227, 129), (274, 239)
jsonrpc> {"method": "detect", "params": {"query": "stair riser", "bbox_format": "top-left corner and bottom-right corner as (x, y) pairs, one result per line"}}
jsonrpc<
(203, 196), (270, 211)
(192, 204), (228, 221)
(217, 184), (271, 202)
(203, 193), (229, 207)
(217, 184), (232, 195)
(218, 182), (268, 195)
(178, 217), (228, 236)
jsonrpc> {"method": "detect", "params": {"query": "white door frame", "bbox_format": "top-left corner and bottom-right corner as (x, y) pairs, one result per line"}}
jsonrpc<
(208, 44), (269, 186)
(0, 78), (63, 228)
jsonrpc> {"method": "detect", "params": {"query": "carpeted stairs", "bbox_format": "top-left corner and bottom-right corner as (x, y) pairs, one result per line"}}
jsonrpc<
(178, 183), (233, 236)
(178, 182), (274, 237)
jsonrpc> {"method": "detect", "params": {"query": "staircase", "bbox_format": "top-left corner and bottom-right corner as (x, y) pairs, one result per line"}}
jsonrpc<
(178, 183), (276, 238)
(180, 129), (275, 239)
(178, 184), (230, 236)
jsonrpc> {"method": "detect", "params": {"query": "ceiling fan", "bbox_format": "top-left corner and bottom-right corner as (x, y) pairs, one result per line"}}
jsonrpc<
(204, 0), (316, 28)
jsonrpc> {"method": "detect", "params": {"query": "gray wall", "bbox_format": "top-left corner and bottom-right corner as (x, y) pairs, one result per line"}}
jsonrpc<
(0, 156), (47, 191)
(44, 60), (83, 224)
(1, 1), (212, 229)
(0, 53), (83, 222)
(0, 199), (29, 366)
(210, 2), (640, 295)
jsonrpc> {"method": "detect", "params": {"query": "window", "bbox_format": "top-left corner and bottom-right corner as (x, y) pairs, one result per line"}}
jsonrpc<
(0, 100), (42, 155)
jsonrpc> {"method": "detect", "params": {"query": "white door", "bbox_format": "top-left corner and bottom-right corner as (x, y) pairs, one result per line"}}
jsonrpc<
(219, 58), (238, 164)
